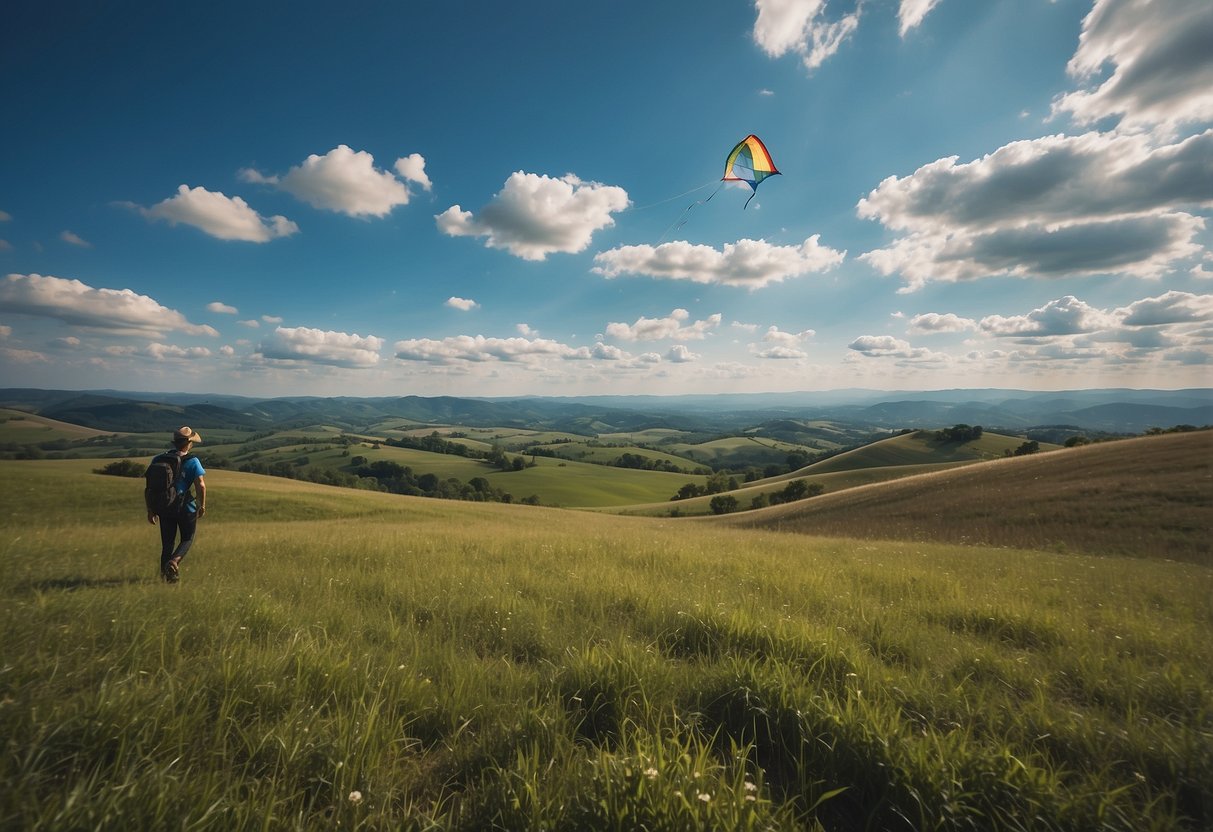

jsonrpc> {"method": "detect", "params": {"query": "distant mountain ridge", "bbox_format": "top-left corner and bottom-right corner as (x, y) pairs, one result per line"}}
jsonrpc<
(0, 387), (1209, 436)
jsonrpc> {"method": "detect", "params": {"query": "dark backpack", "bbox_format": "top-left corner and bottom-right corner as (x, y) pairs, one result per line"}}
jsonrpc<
(144, 452), (192, 514)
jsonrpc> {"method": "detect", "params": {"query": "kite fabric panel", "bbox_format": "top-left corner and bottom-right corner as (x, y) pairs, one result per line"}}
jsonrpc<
(722, 134), (780, 191)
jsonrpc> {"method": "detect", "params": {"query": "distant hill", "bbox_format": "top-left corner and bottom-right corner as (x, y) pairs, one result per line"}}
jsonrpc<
(718, 431), (1213, 565)
(2, 387), (1209, 436)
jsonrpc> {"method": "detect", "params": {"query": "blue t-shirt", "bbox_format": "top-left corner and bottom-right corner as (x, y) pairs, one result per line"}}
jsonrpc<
(177, 455), (206, 513)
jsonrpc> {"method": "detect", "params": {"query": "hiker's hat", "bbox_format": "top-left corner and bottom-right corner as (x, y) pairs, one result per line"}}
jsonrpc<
(173, 426), (202, 445)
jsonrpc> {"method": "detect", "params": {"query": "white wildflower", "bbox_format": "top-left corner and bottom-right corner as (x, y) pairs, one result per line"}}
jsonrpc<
(348, 790), (363, 804)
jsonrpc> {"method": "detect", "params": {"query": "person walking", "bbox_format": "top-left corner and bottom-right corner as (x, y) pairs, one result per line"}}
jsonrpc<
(147, 426), (207, 583)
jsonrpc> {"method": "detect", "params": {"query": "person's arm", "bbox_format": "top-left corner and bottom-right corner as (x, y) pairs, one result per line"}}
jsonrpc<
(195, 476), (206, 518)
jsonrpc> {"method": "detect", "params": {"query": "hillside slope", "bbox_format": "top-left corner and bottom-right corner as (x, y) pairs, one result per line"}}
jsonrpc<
(716, 431), (1213, 565)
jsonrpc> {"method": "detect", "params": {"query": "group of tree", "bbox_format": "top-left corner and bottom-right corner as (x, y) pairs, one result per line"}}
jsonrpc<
(613, 452), (687, 473)
(350, 459), (539, 504)
(708, 478), (825, 515)
(671, 470), (742, 501)
(936, 424), (983, 442)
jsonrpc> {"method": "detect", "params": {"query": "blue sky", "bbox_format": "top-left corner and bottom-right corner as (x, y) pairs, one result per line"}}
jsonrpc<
(1, 0), (1210, 397)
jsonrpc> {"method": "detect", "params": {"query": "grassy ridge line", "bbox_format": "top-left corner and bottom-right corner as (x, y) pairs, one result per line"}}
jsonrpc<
(2, 460), (1211, 829)
(718, 431), (1213, 565)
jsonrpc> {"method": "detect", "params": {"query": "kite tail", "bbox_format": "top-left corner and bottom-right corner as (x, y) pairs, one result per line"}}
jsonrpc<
(743, 190), (756, 210)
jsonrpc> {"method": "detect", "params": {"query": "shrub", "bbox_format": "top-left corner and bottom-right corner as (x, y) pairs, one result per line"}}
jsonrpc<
(94, 459), (144, 477)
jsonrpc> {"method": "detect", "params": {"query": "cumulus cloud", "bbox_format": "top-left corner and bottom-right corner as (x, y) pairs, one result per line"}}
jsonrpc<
(908, 312), (977, 333)
(146, 343), (213, 361)
(445, 296), (478, 311)
(752, 0), (861, 71)
(0, 210), (11, 221)
(258, 326), (383, 368)
(1116, 290), (1213, 325)
(207, 301), (238, 315)
(262, 315), (283, 324)
(0, 273), (218, 336)
(898, 0), (943, 37)
(1052, 0), (1213, 132)
(604, 308), (722, 342)
(437, 172), (629, 261)
(761, 325), (815, 347)
(593, 236), (844, 290)
(516, 323), (539, 336)
(666, 345), (700, 363)
(243, 145), (427, 217)
(858, 131), (1211, 289)
(394, 334), (586, 364)
(848, 334), (950, 364)
(138, 185), (298, 242)
(394, 153), (432, 191)
(59, 230), (91, 248)
(0, 325), (10, 338)
(239, 319), (260, 328)
(979, 295), (1118, 337)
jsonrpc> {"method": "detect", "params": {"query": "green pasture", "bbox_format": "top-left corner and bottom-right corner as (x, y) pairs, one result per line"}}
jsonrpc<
(1, 459), (1210, 830)
(537, 441), (703, 472)
(667, 436), (810, 468)
(805, 430), (1060, 475)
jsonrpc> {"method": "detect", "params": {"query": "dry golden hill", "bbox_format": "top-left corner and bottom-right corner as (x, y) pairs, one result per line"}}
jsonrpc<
(714, 430), (1213, 565)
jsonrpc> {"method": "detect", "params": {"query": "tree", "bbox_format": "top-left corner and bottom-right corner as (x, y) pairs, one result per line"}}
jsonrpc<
(710, 494), (740, 515)
(1013, 440), (1040, 456)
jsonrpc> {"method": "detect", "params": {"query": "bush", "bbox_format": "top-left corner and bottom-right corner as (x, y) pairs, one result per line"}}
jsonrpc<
(709, 495), (740, 515)
(95, 459), (144, 478)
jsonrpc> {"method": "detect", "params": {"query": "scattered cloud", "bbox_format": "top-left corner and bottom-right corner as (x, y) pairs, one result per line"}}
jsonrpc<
(0, 210), (11, 221)
(898, 0), (943, 37)
(0, 240), (12, 251)
(1116, 290), (1213, 325)
(1051, 0), (1213, 133)
(908, 312), (977, 333)
(239, 319), (260, 328)
(394, 153), (432, 191)
(437, 171), (629, 261)
(731, 321), (760, 332)
(752, 0), (862, 71)
(516, 323), (538, 336)
(666, 345), (700, 363)
(0, 273), (218, 336)
(445, 296), (479, 311)
(258, 326), (383, 368)
(979, 295), (1118, 337)
(146, 343), (213, 361)
(0, 325), (10, 338)
(262, 315), (283, 324)
(604, 308), (722, 341)
(847, 334), (950, 364)
(858, 131), (1211, 289)
(593, 236), (844, 289)
(59, 230), (91, 248)
(207, 301), (239, 315)
(137, 185), (298, 242)
(394, 334), (585, 364)
(242, 145), (428, 217)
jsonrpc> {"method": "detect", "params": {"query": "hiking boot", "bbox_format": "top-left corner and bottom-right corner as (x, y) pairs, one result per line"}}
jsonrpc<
(163, 559), (180, 583)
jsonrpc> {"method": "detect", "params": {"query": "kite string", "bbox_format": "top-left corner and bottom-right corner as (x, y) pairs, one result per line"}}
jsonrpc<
(626, 180), (718, 212)
(657, 182), (723, 244)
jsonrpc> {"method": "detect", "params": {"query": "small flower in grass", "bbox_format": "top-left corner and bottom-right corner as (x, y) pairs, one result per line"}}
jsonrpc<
(744, 781), (758, 792)
(348, 790), (363, 804)
(644, 767), (658, 779)
(697, 792), (711, 803)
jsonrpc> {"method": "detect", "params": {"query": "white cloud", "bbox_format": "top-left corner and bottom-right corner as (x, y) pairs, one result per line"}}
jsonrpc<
(446, 296), (479, 311)
(605, 308), (722, 341)
(0, 347), (48, 364)
(245, 145), (425, 217)
(0, 210), (11, 221)
(593, 236), (844, 289)
(908, 312), (977, 333)
(0, 240), (11, 252)
(394, 334), (585, 364)
(0, 325), (10, 338)
(139, 185), (298, 242)
(0, 273), (218, 336)
(1116, 290), (1213, 326)
(394, 153), (432, 191)
(262, 315), (283, 324)
(753, 0), (861, 71)
(59, 230), (91, 248)
(761, 325), (815, 347)
(666, 345), (700, 363)
(516, 323), (538, 336)
(731, 321), (760, 332)
(755, 345), (807, 360)
(220, 345), (236, 357)
(898, 0), (943, 37)
(1052, 0), (1213, 132)
(437, 171), (629, 261)
(239, 319), (260, 328)
(858, 131), (1211, 289)
(207, 301), (238, 315)
(980, 295), (1118, 337)
(848, 334), (951, 364)
(259, 326), (383, 368)
(146, 343), (213, 361)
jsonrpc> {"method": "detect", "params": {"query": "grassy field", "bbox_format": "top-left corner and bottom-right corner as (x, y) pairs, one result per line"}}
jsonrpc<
(724, 431), (1213, 565)
(2, 458), (1211, 830)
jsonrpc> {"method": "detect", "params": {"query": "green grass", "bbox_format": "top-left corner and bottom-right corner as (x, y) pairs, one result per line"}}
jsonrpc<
(803, 430), (1060, 474)
(2, 459), (1211, 830)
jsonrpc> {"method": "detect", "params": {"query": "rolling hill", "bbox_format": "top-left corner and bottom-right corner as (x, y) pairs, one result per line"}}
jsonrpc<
(717, 430), (1213, 565)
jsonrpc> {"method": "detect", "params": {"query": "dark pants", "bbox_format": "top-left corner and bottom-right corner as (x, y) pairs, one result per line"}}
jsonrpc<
(159, 510), (197, 571)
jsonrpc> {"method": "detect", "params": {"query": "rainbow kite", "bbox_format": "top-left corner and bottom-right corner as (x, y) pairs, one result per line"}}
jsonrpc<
(722, 134), (780, 209)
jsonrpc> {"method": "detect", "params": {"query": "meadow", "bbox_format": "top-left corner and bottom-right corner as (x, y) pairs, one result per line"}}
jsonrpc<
(2, 457), (1211, 830)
